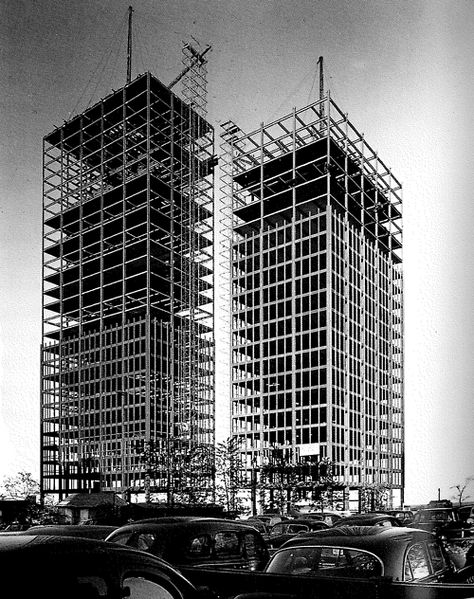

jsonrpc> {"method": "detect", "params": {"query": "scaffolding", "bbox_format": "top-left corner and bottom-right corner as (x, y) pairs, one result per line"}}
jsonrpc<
(41, 65), (216, 499)
(225, 93), (404, 508)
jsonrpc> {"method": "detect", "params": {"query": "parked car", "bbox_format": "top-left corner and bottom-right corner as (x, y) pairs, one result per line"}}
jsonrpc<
(0, 533), (213, 598)
(383, 510), (414, 525)
(409, 507), (473, 539)
(267, 519), (330, 550)
(337, 512), (402, 527)
(19, 524), (118, 540)
(106, 516), (269, 571)
(266, 526), (474, 584)
(244, 518), (270, 541)
(252, 513), (288, 527)
(458, 505), (474, 525)
(298, 511), (343, 526)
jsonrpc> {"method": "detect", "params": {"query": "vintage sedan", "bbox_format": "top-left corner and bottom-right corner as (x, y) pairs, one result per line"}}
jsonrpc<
(20, 523), (117, 540)
(267, 519), (330, 550)
(265, 526), (474, 584)
(0, 533), (212, 598)
(106, 516), (269, 571)
(409, 507), (473, 540)
(337, 512), (402, 527)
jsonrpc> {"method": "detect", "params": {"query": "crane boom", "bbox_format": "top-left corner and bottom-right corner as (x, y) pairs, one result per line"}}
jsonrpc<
(168, 44), (211, 90)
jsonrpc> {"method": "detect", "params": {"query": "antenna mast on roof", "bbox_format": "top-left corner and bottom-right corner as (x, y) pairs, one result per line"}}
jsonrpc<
(318, 56), (324, 102)
(127, 6), (134, 84)
(317, 56), (325, 131)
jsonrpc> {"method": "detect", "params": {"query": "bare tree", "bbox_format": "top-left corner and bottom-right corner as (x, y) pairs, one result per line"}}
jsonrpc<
(450, 476), (474, 507)
(0, 472), (39, 499)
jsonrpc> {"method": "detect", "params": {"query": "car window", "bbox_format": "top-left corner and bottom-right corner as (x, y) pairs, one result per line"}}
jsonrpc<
(242, 531), (267, 561)
(427, 541), (447, 573)
(270, 523), (285, 536)
(123, 576), (176, 599)
(109, 530), (134, 545)
(288, 524), (309, 534)
(214, 531), (240, 558)
(404, 543), (430, 581)
(135, 532), (158, 552)
(267, 546), (382, 578)
(185, 534), (212, 558)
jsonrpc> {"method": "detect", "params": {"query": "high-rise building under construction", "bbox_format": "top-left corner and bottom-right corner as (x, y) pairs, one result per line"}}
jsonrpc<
(224, 91), (404, 508)
(41, 49), (215, 499)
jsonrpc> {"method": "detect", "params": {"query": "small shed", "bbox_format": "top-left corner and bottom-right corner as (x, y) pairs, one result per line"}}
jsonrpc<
(57, 492), (126, 524)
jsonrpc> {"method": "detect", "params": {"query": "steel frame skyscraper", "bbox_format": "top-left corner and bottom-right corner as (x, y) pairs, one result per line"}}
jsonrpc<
(225, 94), (404, 508)
(41, 61), (215, 499)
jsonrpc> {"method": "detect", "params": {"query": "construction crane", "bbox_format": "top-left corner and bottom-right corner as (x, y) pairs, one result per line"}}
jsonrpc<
(168, 44), (212, 90)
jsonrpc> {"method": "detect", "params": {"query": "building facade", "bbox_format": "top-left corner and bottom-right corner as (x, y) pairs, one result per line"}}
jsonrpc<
(226, 95), (404, 508)
(41, 66), (215, 499)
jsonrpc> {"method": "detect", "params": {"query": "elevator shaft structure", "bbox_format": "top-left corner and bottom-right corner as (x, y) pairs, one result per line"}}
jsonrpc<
(41, 71), (215, 499)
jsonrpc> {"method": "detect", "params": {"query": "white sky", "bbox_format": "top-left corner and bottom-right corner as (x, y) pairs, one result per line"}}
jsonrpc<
(1, 0), (473, 505)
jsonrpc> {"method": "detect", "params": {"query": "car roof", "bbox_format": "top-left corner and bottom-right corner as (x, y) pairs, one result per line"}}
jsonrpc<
(418, 508), (454, 512)
(109, 516), (259, 534)
(271, 518), (328, 527)
(0, 534), (195, 593)
(278, 526), (434, 552)
(339, 513), (399, 523)
(21, 524), (117, 538)
(0, 533), (155, 561)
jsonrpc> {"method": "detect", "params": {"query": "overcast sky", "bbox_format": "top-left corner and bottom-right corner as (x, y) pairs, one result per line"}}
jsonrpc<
(1, 0), (473, 505)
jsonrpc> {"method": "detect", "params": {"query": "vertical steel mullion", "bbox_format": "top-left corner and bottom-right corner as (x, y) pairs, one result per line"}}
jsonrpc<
(98, 99), (105, 491)
(40, 135), (47, 499)
(122, 87), (127, 326)
(258, 123), (264, 471)
(325, 92), (334, 476)
(290, 108), (297, 462)
(145, 74), (151, 444)
(169, 92), (175, 467)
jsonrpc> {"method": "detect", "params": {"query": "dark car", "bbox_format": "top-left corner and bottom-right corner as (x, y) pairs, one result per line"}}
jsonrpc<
(106, 516), (269, 571)
(298, 511), (343, 527)
(383, 510), (414, 525)
(266, 526), (474, 584)
(337, 512), (402, 527)
(409, 507), (473, 540)
(267, 519), (330, 550)
(20, 524), (117, 540)
(0, 533), (212, 598)
(252, 513), (289, 527)
(458, 505), (474, 525)
(244, 518), (270, 540)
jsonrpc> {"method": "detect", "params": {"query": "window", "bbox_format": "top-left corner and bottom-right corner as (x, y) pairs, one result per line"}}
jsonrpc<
(110, 531), (134, 546)
(427, 541), (447, 574)
(242, 531), (267, 568)
(186, 534), (212, 558)
(267, 546), (382, 578)
(270, 523), (285, 537)
(404, 543), (430, 581)
(214, 531), (240, 558)
(135, 533), (157, 552)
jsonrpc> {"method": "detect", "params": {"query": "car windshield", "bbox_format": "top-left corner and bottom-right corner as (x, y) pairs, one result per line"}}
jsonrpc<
(266, 546), (383, 578)
(417, 510), (453, 523)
